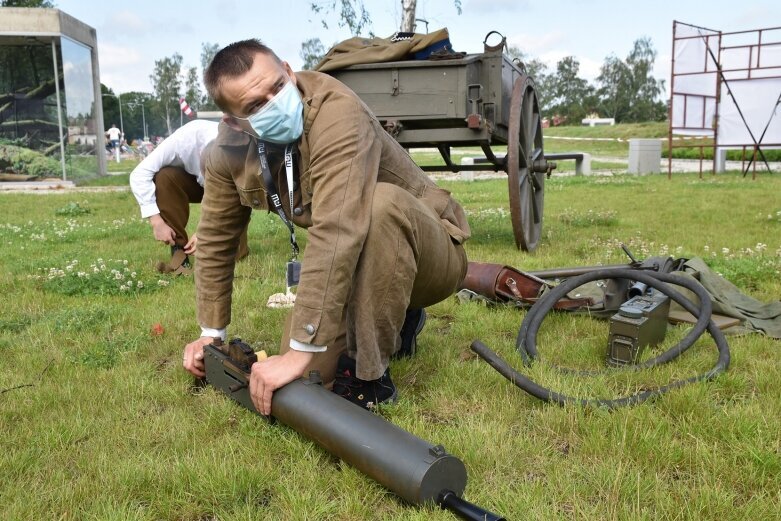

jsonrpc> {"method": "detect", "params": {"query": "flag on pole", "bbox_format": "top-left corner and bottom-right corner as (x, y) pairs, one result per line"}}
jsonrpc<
(179, 97), (195, 118)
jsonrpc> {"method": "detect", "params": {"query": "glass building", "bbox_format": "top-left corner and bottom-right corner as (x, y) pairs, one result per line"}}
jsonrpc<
(0, 8), (106, 182)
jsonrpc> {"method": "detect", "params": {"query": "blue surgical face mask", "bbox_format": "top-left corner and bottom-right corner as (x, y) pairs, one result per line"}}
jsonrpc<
(239, 81), (303, 144)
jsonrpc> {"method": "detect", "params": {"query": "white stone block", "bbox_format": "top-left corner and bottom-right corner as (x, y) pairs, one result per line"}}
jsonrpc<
(459, 157), (475, 181)
(628, 139), (662, 174)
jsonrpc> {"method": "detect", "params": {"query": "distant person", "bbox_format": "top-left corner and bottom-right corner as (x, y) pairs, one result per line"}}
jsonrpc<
(129, 120), (249, 274)
(106, 124), (121, 150)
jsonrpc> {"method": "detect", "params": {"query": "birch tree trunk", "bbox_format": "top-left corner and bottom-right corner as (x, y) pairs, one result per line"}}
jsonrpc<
(400, 0), (417, 32)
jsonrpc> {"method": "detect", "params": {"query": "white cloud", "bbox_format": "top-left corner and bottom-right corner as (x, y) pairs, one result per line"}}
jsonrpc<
(465, 0), (530, 14)
(97, 43), (151, 92)
(107, 10), (146, 34)
(506, 32), (567, 56)
(733, 6), (780, 28)
(532, 50), (603, 82)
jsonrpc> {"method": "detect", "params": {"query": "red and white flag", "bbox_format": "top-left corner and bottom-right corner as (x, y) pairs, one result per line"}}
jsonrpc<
(179, 97), (195, 118)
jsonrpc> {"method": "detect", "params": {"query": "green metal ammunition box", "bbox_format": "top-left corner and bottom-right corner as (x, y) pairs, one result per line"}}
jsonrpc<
(607, 289), (670, 366)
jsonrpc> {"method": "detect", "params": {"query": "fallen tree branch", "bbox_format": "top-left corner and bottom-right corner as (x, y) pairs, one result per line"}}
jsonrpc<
(0, 383), (34, 394)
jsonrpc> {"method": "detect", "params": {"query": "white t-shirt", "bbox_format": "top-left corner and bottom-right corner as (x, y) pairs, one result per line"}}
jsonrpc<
(106, 127), (122, 141)
(129, 120), (219, 218)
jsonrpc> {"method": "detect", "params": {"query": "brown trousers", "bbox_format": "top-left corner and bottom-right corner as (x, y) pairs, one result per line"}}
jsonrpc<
(280, 183), (467, 383)
(154, 167), (249, 259)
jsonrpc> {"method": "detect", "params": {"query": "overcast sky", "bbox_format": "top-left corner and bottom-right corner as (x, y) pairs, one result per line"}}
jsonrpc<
(51, 0), (781, 95)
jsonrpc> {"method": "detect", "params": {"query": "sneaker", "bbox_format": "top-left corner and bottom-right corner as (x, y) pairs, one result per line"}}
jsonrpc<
(332, 354), (397, 410)
(394, 308), (426, 359)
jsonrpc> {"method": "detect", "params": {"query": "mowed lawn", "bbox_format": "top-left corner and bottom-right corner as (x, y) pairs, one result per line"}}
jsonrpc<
(1, 169), (780, 520)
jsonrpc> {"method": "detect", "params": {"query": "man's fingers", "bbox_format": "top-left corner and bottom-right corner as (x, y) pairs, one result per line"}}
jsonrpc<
(182, 341), (207, 378)
(263, 387), (273, 416)
(252, 380), (264, 414)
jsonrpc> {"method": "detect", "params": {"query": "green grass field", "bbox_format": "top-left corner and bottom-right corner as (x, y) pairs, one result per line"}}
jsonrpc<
(2, 170), (780, 520)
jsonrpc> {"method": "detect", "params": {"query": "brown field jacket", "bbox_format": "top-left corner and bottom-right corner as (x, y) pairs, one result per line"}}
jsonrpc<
(196, 70), (470, 348)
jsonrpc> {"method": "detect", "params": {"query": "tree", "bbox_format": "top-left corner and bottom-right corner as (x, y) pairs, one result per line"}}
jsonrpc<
(149, 53), (182, 135)
(183, 66), (202, 112)
(199, 42), (220, 110)
(201, 42), (220, 72)
(0, 0), (54, 6)
(507, 45), (553, 114)
(400, 0), (416, 32)
(100, 84), (120, 132)
(547, 56), (596, 123)
(596, 37), (666, 123)
(596, 54), (629, 120)
(309, 0), (371, 36)
(300, 38), (327, 70)
(121, 91), (155, 141)
(309, 0), (461, 35)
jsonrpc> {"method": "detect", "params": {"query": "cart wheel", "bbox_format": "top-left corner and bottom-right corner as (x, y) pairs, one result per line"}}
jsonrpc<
(507, 75), (546, 251)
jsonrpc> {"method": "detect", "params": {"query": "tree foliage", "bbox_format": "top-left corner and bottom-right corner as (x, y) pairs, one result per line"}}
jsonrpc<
(546, 56), (597, 123)
(507, 45), (554, 114)
(300, 38), (327, 71)
(199, 42), (220, 111)
(183, 66), (202, 112)
(149, 53), (182, 135)
(0, 0), (55, 6)
(506, 38), (666, 124)
(596, 37), (666, 122)
(310, 0), (371, 36)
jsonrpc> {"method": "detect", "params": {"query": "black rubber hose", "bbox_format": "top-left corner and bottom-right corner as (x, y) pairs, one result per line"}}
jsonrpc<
(471, 269), (730, 408)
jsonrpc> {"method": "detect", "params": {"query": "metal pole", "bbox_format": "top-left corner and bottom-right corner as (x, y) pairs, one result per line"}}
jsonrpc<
(51, 39), (68, 182)
(117, 92), (124, 138)
(141, 104), (147, 140)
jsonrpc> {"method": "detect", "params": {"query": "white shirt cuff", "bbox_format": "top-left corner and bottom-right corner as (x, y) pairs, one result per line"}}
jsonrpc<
(140, 203), (161, 219)
(290, 338), (327, 353)
(200, 327), (226, 341)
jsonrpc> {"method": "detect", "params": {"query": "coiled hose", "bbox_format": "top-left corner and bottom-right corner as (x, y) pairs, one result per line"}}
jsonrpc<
(471, 269), (731, 408)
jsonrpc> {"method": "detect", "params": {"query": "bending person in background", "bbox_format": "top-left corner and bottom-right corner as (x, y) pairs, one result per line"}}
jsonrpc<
(129, 119), (249, 274)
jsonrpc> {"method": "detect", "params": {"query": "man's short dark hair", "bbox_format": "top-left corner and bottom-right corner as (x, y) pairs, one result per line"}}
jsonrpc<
(204, 39), (282, 110)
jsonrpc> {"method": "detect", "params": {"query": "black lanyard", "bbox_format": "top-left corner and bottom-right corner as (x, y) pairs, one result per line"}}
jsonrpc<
(256, 141), (299, 259)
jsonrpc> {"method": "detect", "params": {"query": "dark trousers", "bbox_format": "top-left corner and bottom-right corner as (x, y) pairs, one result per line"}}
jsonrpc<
(280, 182), (467, 383)
(153, 166), (249, 258)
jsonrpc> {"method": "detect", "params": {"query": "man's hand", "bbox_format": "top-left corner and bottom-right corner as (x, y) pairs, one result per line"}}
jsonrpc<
(184, 233), (197, 254)
(182, 336), (215, 377)
(149, 214), (176, 245)
(250, 349), (314, 415)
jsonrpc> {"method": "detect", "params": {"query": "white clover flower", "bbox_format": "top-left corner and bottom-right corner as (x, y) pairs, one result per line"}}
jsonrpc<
(157, 279), (170, 287)
(136, 281), (144, 289)
(722, 247), (730, 254)
(120, 285), (128, 291)
(131, 272), (136, 278)
(703, 245), (710, 252)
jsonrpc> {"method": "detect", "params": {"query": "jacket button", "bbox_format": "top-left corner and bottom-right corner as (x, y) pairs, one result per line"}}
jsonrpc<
(252, 199), (260, 206)
(304, 324), (316, 335)
(293, 207), (303, 216)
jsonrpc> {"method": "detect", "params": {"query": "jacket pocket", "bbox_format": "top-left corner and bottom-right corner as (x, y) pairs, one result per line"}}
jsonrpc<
(237, 187), (265, 209)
